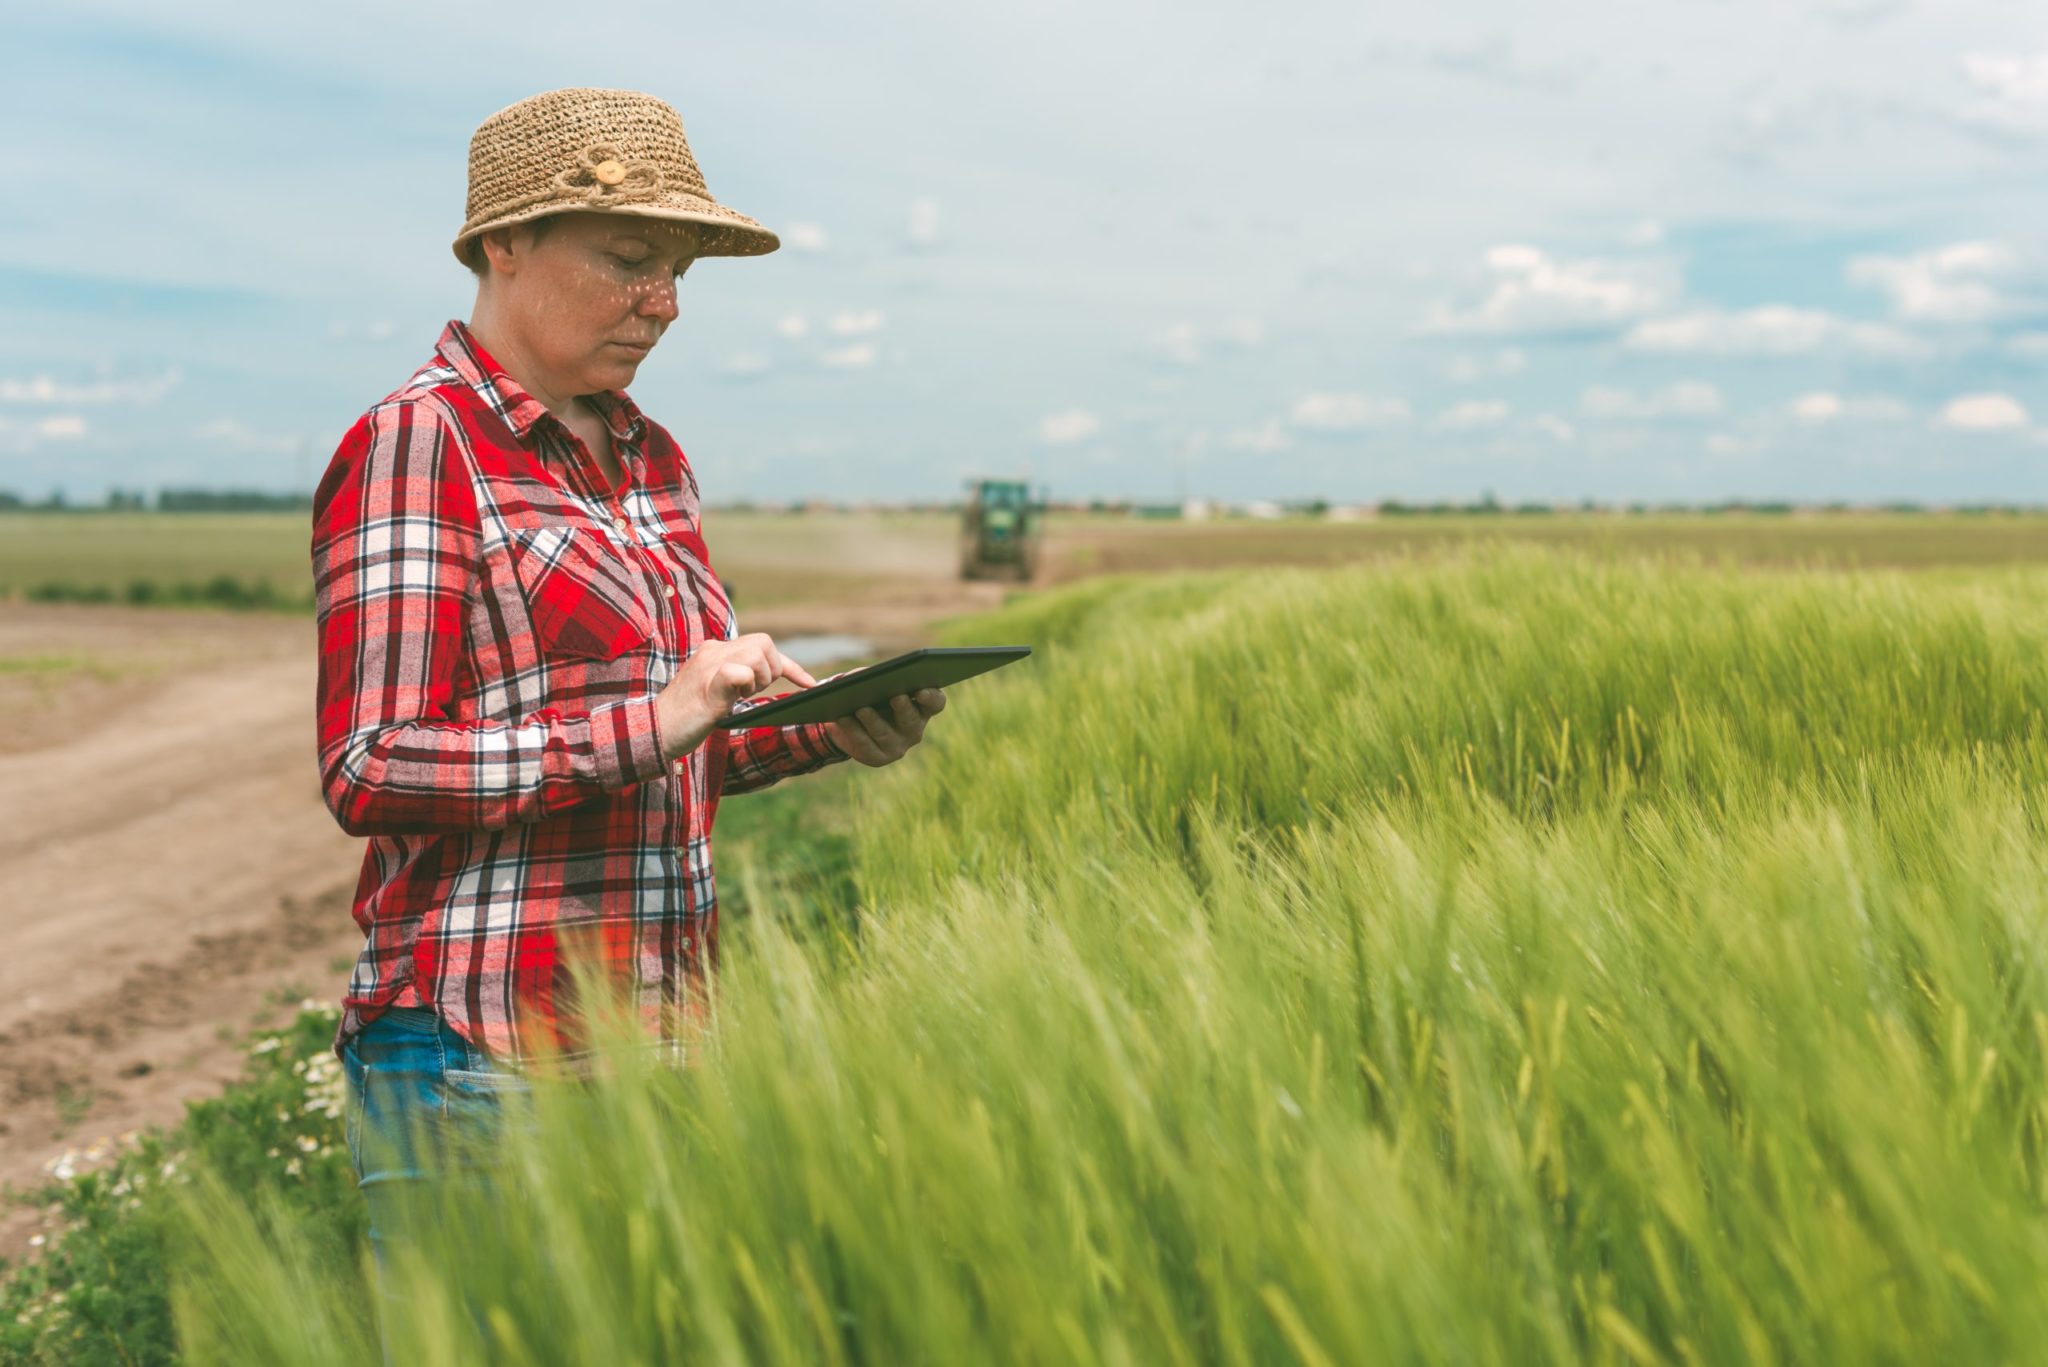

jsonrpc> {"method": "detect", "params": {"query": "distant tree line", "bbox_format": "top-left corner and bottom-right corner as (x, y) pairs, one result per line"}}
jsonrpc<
(0, 487), (313, 512)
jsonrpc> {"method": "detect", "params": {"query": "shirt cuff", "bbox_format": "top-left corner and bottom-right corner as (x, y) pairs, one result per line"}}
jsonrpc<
(802, 719), (846, 760)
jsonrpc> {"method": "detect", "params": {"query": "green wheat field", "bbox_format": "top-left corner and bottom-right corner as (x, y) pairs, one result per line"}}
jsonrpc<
(9, 541), (2048, 1364)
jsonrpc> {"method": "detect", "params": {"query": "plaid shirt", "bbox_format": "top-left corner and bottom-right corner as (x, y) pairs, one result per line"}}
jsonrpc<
(313, 318), (845, 1064)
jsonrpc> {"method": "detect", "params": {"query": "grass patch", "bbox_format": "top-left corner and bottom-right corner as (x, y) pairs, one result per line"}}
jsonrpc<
(0, 1007), (360, 1366)
(0, 654), (122, 681)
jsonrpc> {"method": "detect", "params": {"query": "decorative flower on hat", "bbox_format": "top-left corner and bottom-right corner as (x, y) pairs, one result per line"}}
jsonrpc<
(553, 144), (664, 202)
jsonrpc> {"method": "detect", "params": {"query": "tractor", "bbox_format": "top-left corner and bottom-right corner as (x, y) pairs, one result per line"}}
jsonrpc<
(959, 478), (1041, 581)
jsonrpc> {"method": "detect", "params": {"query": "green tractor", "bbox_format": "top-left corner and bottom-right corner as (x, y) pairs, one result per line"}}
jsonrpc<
(960, 478), (1042, 581)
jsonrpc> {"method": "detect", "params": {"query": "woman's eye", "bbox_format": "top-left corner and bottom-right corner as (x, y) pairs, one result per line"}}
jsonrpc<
(611, 254), (652, 270)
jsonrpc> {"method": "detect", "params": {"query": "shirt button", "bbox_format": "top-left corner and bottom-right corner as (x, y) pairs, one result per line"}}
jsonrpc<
(613, 517), (631, 537)
(672, 759), (686, 776)
(662, 584), (677, 599)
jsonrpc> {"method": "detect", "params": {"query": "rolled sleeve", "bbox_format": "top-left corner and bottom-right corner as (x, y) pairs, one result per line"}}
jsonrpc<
(718, 717), (848, 796)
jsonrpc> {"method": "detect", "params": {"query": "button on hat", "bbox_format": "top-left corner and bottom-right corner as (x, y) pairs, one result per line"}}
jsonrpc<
(452, 87), (779, 267)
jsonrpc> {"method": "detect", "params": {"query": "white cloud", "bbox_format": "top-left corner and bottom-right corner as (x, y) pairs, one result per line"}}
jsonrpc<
(1444, 348), (1527, 383)
(718, 352), (772, 378)
(1790, 391), (1842, 422)
(1426, 36), (1578, 92)
(819, 344), (877, 369)
(1788, 391), (1912, 423)
(907, 197), (941, 248)
(1814, 0), (1908, 25)
(1221, 418), (1293, 454)
(1289, 393), (1411, 431)
(1847, 242), (2016, 323)
(1961, 50), (2048, 135)
(0, 413), (89, 451)
(1704, 432), (1763, 458)
(1529, 414), (1576, 443)
(1936, 392), (2030, 431)
(828, 310), (886, 336)
(329, 321), (397, 343)
(194, 417), (298, 453)
(1580, 381), (1725, 420)
(1421, 244), (1672, 336)
(0, 368), (181, 404)
(1038, 410), (1101, 444)
(782, 222), (829, 252)
(2009, 333), (2048, 359)
(775, 314), (809, 339)
(1145, 318), (1265, 366)
(1624, 219), (1666, 248)
(1434, 399), (1511, 430)
(1623, 306), (1928, 357)
(1151, 322), (1202, 367)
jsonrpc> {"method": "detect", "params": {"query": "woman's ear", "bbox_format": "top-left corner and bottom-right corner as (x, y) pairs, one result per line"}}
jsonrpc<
(478, 223), (537, 277)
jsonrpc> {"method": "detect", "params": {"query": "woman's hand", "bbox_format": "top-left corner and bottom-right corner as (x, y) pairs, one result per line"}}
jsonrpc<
(824, 688), (946, 767)
(655, 633), (818, 760)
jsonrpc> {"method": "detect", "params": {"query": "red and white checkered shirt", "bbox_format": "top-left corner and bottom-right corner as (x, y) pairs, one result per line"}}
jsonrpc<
(312, 318), (844, 1063)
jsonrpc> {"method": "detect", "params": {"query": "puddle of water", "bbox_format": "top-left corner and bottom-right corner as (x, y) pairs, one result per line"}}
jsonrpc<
(777, 633), (877, 669)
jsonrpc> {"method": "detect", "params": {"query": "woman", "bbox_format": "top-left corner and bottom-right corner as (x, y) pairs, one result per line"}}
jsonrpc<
(311, 87), (944, 1289)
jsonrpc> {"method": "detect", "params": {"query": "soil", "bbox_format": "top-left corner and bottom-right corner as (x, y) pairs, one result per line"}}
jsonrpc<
(0, 575), (1005, 1261)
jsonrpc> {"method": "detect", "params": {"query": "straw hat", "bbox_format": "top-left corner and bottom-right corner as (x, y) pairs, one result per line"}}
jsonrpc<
(452, 87), (778, 267)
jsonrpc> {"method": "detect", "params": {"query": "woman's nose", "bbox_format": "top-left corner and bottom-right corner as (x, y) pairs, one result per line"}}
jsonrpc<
(633, 275), (681, 322)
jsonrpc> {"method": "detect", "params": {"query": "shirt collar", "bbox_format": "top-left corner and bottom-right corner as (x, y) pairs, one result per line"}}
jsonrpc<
(433, 318), (649, 446)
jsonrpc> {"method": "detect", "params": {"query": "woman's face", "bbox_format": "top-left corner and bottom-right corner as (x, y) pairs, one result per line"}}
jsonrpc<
(482, 211), (700, 397)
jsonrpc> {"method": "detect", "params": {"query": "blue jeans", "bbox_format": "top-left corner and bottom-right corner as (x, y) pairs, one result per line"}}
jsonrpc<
(340, 1005), (531, 1354)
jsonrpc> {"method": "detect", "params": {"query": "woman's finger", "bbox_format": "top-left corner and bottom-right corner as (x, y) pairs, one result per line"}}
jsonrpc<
(716, 661), (757, 702)
(832, 722), (888, 766)
(828, 717), (891, 765)
(853, 705), (899, 754)
(774, 651), (819, 690)
(888, 693), (925, 742)
(913, 687), (946, 716)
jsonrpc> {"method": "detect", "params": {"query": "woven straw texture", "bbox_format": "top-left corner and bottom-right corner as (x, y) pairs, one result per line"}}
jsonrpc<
(452, 87), (777, 266)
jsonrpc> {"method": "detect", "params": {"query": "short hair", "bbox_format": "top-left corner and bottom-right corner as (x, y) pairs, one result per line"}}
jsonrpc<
(462, 214), (559, 278)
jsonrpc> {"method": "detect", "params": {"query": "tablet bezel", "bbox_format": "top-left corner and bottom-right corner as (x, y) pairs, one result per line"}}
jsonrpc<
(709, 645), (1032, 730)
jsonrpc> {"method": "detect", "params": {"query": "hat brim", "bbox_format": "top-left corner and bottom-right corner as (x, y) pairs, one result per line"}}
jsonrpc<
(452, 199), (780, 267)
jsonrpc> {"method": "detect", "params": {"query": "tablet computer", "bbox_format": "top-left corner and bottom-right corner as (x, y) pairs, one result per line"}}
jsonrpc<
(712, 645), (1033, 730)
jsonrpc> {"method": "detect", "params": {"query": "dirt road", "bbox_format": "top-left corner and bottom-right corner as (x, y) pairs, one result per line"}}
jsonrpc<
(0, 606), (364, 1255)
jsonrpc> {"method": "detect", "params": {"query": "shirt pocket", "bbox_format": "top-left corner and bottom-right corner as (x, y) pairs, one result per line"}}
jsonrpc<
(661, 526), (735, 644)
(509, 526), (656, 662)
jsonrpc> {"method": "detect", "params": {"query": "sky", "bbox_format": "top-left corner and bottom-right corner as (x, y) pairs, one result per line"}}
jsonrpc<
(2, 0), (2047, 505)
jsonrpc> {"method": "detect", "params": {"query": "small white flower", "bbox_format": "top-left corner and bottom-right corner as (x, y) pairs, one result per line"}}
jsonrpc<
(253, 1037), (283, 1054)
(28, 1234), (44, 1247)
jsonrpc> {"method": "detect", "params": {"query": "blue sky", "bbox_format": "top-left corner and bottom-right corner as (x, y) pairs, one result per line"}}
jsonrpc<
(2, 0), (2047, 504)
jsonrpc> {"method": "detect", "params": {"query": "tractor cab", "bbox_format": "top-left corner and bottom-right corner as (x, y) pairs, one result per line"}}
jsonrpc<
(960, 479), (1042, 581)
